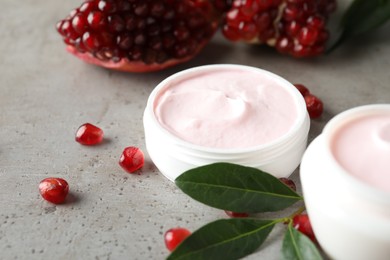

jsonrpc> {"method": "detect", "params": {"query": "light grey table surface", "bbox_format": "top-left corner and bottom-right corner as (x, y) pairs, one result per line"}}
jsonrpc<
(1, 0), (389, 259)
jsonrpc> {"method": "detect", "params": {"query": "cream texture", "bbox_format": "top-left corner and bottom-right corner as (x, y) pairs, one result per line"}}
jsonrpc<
(153, 69), (298, 149)
(332, 114), (390, 192)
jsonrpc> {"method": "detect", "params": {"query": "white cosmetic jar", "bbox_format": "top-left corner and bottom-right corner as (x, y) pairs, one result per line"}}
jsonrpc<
(300, 104), (390, 260)
(143, 64), (310, 181)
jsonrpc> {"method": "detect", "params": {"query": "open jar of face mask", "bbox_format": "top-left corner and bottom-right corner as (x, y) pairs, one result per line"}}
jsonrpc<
(144, 64), (310, 181)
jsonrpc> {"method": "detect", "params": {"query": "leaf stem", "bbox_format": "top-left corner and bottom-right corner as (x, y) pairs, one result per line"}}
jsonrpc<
(287, 206), (306, 221)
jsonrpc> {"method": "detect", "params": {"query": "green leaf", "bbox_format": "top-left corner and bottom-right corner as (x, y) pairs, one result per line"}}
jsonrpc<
(329, 0), (390, 51)
(281, 223), (323, 260)
(167, 218), (278, 260)
(175, 163), (302, 213)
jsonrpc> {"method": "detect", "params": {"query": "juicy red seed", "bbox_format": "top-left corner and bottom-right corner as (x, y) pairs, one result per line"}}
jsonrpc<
(292, 214), (316, 242)
(293, 83), (310, 96)
(307, 15), (325, 29)
(283, 5), (303, 22)
(224, 211), (249, 218)
(72, 14), (88, 34)
(80, 1), (97, 13)
(108, 15), (125, 33)
(75, 123), (104, 145)
(305, 94), (324, 119)
(39, 178), (69, 204)
(88, 11), (106, 29)
(239, 22), (258, 40)
(279, 178), (297, 191)
(98, 0), (115, 13)
(276, 37), (293, 53)
(164, 228), (191, 252)
(82, 32), (101, 51)
(286, 21), (301, 36)
(298, 27), (319, 46)
(119, 146), (144, 173)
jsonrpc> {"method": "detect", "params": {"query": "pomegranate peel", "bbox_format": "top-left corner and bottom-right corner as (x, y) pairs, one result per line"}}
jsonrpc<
(66, 42), (206, 73)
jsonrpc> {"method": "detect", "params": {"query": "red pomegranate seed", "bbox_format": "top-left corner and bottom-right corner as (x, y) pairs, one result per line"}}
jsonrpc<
(119, 146), (144, 173)
(292, 213), (317, 242)
(75, 123), (104, 146)
(72, 13), (88, 34)
(224, 210), (249, 218)
(87, 11), (106, 30)
(279, 178), (297, 191)
(305, 94), (324, 119)
(39, 178), (69, 204)
(293, 83), (310, 97)
(164, 228), (191, 252)
(298, 27), (319, 46)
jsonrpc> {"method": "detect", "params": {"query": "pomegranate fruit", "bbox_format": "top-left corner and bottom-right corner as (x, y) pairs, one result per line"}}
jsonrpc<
(57, 0), (219, 72)
(221, 0), (336, 57)
(39, 178), (69, 204)
(164, 227), (191, 251)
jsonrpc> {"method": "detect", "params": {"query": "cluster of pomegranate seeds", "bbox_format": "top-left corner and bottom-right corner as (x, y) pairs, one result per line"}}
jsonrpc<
(279, 177), (297, 191)
(164, 227), (191, 251)
(292, 213), (317, 242)
(39, 178), (70, 204)
(224, 210), (249, 218)
(75, 123), (104, 145)
(294, 83), (324, 118)
(119, 146), (145, 173)
(222, 0), (336, 57)
(56, 0), (217, 68)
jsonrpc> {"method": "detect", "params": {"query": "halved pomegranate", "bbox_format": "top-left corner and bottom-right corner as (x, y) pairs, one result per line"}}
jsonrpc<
(57, 0), (219, 72)
(221, 0), (336, 57)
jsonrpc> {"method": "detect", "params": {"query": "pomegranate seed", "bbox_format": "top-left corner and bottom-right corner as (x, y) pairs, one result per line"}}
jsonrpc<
(276, 36), (293, 53)
(293, 83), (310, 96)
(279, 178), (297, 191)
(87, 11), (106, 30)
(224, 211), (249, 218)
(292, 214), (317, 242)
(305, 94), (324, 119)
(119, 146), (144, 173)
(307, 15), (325, 29)
(75, 123), (104, 145)
(298, 27), (319, 46)
(39, 178), (69, 204)
(72, 13), (88, 34)
(164, 228), (191, 252)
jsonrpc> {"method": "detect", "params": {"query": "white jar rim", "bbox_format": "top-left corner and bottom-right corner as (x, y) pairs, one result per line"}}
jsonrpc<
(322, 104), (390, 206)
(145, 64), (308, 154)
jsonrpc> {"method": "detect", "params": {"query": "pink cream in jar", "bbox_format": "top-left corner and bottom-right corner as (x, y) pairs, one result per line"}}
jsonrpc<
(331, 113), (390, 192)
(300, 104), (390, 260)
(143, 64), (310, 181)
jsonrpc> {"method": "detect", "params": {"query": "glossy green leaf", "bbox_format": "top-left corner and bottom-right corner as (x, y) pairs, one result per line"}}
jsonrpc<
(281, 223), (323, 260)
(167, 218), (278, 260)
(175, 163), (302, 213)
(329, 0), (390, 51)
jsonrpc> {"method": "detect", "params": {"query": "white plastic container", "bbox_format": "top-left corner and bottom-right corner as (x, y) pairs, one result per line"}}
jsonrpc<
(144, 64), (310, 181)
(301, 104), (390, 260)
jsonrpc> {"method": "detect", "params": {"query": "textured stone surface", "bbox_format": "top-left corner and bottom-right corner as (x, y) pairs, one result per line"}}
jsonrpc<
(0, 0), (389, 259)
